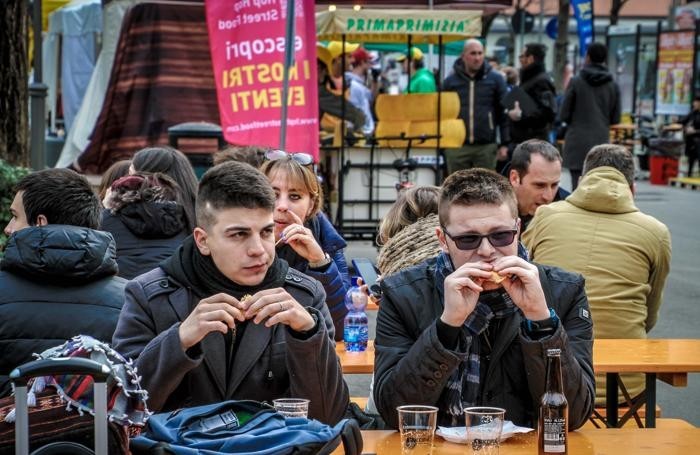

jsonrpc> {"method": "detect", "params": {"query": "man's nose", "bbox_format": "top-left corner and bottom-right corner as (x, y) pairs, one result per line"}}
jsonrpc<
(3, 221), (13, 237)
(248, 235), (266, 256)
(476, 235), (495, 256)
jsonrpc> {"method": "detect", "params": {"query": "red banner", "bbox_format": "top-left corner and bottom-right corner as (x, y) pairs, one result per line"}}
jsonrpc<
(205, 0), (319, 159)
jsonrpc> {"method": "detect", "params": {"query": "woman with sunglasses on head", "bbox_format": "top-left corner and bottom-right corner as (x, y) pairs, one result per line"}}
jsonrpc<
(261, 150), (351, 340)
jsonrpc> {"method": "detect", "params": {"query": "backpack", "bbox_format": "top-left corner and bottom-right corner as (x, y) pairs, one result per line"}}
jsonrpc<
(130, 400), (362, 455)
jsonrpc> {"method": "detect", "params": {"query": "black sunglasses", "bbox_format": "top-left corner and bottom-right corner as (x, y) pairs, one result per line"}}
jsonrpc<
(265, 149), (314, 166)
(441, 222), (518, 250)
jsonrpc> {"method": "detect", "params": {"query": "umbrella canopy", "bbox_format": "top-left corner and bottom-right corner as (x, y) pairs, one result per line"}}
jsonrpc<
(316, 9), (482, 44)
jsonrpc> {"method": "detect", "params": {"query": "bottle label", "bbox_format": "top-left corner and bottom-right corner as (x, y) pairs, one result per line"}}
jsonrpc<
(543, 417), (566, 453)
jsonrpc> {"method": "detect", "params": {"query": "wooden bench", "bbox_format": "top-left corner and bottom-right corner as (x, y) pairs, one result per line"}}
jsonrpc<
(588, 404), (662, 428)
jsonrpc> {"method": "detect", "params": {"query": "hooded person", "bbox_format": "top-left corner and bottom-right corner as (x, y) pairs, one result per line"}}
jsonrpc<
(560, 42), (621, 189)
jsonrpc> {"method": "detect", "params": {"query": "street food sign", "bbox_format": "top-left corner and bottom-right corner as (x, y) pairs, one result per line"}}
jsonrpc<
(316, 9), (481, 44)
(205, 0), (319, 158)
(656, 31), (694, 116)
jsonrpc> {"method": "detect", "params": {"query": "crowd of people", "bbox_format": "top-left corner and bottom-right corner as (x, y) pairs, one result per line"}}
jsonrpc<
(0, 37), (674, 444)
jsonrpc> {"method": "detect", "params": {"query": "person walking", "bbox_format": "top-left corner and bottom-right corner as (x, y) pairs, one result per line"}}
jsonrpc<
(560, 43), (621, 189)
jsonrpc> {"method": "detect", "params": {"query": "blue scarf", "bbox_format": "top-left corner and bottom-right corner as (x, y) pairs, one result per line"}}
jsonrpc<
(434, 246), (528, 421)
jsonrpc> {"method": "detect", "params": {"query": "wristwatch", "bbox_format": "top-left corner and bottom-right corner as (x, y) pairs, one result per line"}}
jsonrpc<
(308, 252), (332, 269)
(523, 308), (559, 335)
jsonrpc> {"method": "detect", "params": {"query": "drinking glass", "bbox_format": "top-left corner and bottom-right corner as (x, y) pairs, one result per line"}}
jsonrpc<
(396, 405), (438, 455)
(464, 406), (506, 455)
(273, 398), (310, 418)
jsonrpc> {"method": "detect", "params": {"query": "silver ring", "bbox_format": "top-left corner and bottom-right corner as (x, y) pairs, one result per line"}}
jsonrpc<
(279, 302), (284, 312)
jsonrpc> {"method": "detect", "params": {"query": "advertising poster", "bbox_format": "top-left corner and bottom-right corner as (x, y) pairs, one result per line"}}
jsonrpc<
(656, 31), (694, 115)
(205, 0), (319, 159)
(608, 29), (636, 114)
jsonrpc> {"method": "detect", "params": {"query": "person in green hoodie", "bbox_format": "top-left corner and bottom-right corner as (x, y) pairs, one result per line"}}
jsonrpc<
(398, 47), (436, 94)
(523, 144), (671, 407)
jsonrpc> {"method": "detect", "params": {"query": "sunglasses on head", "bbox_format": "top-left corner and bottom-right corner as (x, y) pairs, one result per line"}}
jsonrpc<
(441, 222), (518, 250)
(265, 149), (314, 166)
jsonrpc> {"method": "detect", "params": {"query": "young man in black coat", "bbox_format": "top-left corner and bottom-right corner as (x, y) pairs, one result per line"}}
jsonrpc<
(112, 162), (348, 424)
(0, 169), (126, 397)
(373, 168), (594, 430)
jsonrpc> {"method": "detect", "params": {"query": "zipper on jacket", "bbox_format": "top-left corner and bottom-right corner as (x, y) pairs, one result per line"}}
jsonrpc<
(488, 112), (494, 131)
(469, 80), (475, 143)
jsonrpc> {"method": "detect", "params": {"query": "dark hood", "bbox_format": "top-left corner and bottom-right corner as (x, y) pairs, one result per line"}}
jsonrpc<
(580, 63), (613, 86)
(1, 225), (118, 284)
(117, 201), (185, 239)
(452, 58), (488, 81)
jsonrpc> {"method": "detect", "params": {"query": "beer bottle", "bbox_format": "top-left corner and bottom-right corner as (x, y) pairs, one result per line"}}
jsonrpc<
(538, 348), (568, 454)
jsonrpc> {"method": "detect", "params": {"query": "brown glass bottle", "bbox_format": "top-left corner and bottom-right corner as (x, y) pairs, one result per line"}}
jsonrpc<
(538, 348), (568, 454)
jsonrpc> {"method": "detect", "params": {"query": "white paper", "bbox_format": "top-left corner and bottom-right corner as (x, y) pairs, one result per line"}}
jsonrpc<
(436, 421), (534, 444)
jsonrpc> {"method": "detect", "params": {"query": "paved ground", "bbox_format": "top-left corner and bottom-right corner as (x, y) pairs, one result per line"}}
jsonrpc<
(342, 174), (700, 426)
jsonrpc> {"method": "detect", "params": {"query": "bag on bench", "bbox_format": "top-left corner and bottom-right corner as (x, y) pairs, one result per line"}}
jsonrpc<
(130, 400), (363, 455)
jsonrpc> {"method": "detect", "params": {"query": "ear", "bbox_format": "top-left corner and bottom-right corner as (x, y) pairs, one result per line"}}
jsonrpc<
(436, 226), (450, 254)
(509, 169), (520, 186)
(36, 215), (48, 226)
(193, 227), (211, 256)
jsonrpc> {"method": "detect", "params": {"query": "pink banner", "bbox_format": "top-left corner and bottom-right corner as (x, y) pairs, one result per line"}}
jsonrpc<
(205, 0), (319, 159)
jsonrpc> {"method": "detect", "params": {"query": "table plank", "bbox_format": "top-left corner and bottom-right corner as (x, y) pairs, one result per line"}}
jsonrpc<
(593, 339), (700, 373)
(332, 427), (700, 454)
(337, 339), (700, 376)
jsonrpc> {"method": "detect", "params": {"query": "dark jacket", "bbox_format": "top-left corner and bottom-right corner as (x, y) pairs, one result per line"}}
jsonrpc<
(560, 64), (621, 171)
(510, 63), (557, 144)
(0, 225), (126, 397)
(373, 257), (594, 430)
(443, 60), (510, 145)
(100, 203), (187, 280)
(112, 267), (349, 424)
(681, 109), (700, 156)
(521, 187), (571, 233)
(277, 213), (351, 341)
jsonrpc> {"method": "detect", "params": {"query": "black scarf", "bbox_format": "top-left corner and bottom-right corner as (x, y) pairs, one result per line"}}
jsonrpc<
(161, 235), (289, 302)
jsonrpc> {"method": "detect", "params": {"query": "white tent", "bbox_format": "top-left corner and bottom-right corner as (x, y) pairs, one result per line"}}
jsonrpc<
(56, 0), (139, 168)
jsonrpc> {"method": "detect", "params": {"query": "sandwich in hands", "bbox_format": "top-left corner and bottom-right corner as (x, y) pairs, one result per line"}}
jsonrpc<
(489, 271), (506, 284)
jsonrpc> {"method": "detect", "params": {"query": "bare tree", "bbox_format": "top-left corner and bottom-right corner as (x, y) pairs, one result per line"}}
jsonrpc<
(0, 0), (30, 166)
(610, 0), (630, 26)
(553, 0), (570, 93)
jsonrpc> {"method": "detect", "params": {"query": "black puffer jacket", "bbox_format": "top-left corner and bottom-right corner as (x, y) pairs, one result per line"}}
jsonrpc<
(560, 63), (621, 171)
(0, 225), (127, 397)
(373, 257), (595, 430)
(100, 202), (187, 280)
(510, 62), (557, 143)
(443, 60), (509, 145)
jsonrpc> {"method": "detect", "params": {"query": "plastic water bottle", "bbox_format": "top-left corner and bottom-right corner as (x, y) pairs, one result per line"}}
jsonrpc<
(343, 286), (368, 352)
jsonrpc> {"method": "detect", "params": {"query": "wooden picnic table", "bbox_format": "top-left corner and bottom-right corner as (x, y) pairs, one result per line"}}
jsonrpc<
(331, 424), (700, 454)
(336, 338), (700, 428)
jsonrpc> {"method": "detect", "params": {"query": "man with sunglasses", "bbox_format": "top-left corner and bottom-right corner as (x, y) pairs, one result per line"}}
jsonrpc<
(373, 168), (594, 430)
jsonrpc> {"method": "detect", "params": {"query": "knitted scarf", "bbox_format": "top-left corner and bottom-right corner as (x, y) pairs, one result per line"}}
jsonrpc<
(433, 251), (522, 421)
(161, 235), (289, 301)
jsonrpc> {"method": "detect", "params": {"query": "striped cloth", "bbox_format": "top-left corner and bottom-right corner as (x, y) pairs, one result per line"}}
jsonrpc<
(77, 1), (218, 174)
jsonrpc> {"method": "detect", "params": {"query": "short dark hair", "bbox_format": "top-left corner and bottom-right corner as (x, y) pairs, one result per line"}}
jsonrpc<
(586, 42), (607, 64)
(15, 168), (100, 229)
(439, 168), (518, 226)
(213, 145), (267, 168)
(511, 139), (562, 177)
(582, 144), (635, 186)
(524, 43), (547, 63)
(196, 161), (276, 228)
(132, 146), (198, 231)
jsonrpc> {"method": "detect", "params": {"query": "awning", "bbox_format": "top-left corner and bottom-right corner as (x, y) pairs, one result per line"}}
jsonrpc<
(316, 9), (482, 44)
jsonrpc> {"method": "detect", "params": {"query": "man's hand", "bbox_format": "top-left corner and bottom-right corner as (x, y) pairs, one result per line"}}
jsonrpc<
(242, 288), (316, 332)
(279, 211), (325, 264)
(493, 256), (550, 320)
(508, 101), (522, 121)
(178, 293), (246, 350)
(441, 262), (493, 327)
